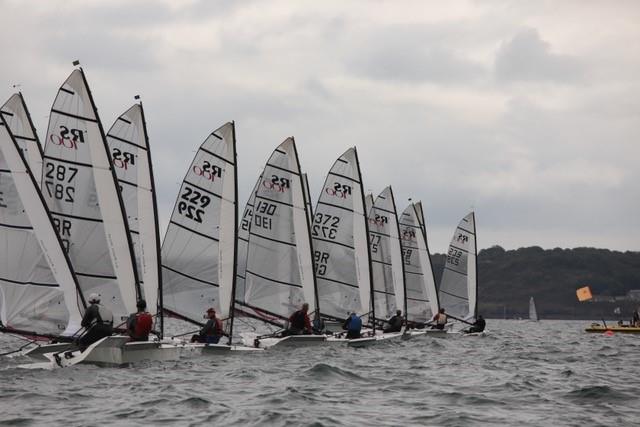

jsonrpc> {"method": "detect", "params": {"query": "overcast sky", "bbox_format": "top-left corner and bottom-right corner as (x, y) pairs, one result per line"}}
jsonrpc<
(1, 0), (638, 252)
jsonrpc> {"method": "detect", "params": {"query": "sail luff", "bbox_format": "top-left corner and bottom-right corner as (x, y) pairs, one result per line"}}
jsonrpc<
(414, 202), (439, 316)
(138, 102), (163, 333)
(227, 121), (239, 345)
(353, 148), (374, 328)
(235, 173), (261, 305)
(529, 297), (538, 321)
(17, 93), (45, 185)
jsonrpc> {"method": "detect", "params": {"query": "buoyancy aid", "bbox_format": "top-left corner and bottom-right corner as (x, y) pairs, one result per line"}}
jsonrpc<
(347, 315), (362, 331)
(133, 312), (153, 338)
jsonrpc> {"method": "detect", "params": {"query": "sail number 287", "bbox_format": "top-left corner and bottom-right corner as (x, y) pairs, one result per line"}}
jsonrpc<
(44, 162), (77, 203)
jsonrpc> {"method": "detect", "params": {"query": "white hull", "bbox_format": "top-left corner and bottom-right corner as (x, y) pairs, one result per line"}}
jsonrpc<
(241, 333), (327, 349)
(23, 342), (73, 361)
(38, 336), (180, 367)
(404, 329), (449, 338)
(170, 340), (263, 355)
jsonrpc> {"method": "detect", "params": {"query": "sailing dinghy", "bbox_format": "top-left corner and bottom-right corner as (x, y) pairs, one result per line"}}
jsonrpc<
(239, 138), (324, 348)
(367, 186), (407, 343)
(438, 212), (484, 335)
(398, 202), (442, 337)
(28, 68), (177, 365)
(309, 148), (380, 346)
(0, 93), (85, 350)
(161, 123), (259, 354)
(529, 297), (538, 322)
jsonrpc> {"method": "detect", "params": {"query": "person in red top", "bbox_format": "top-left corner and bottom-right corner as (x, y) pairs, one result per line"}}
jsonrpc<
(127, 299), (153, 342)
(286, 302), (312, 335)
(191, 308), (224, 344)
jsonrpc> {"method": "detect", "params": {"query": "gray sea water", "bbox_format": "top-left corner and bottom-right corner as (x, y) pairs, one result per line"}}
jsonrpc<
(1, 319), (639, 426)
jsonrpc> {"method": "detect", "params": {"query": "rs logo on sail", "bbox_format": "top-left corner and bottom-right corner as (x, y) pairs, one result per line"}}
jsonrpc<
(50, 126), (85, 150)
(325, 182), (351, 199)
(111, 148), (135, 170)
(262, 175), (290, 192)
(369, 214), (388, 226)
(192, 160), (222, 182)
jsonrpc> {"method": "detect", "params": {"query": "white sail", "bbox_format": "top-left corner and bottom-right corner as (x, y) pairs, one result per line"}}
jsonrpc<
(399, 203), (438, 323)
(42, 69), (139, 322)
(414, 201), (425, 232)
(0, 94), (83, 335)
(369, 186), (405, 321)
(162, 123), (237, 323)
(438, 212), (477, 321)
(235, 173), (261, 305)
(365, 193), (374, 216)
(313, 147), (371, 321)
(243, 138), (316, 324)
(106, 103), (161, 316)
(1, 94), (44, 184)
(529, 297), (538, 321)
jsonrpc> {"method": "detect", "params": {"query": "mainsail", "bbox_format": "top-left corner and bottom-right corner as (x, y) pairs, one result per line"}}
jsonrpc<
(235, 173), (261, 306)
(399, 203), (438, 324)
(243, 138), (316, 325)
(438, 212), (477, 321)
(0, 94), (83, 335)
(162, 123), (237, 330)
(42, 68), (139, 322)
(106, 103), (161, 317)
(529, 297), (538, 321)
(313, 147), (372, 322)
(369, 186), (405, 321)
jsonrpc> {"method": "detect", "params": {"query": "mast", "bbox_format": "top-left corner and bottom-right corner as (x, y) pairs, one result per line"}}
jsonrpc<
(415, 202), (439, 312)
(139, 101), (163, 338)
(353, 147), (375, 332)
(295, 153), (320, 321)
(79, 66), (142, 302)
(227, 121), (239, 345)
(17, 92), (44, 180)
(388, 187), (407, 324)
(473, 211), (478, 320)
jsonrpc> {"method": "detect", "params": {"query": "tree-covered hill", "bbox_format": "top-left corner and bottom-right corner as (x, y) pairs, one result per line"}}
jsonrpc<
(431, 246), (640, 320)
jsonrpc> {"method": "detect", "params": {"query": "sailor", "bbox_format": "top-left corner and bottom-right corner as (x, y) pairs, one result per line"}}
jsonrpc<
(431, 308), (447, 330)
(286, 303), (312, 335)
(127, 299), (153, 342)
(191, 308), (223, 344)
(466, 315), (486, 333)
(78, 293), (114, 351)
(383, 309), (403, 333)
(633, 308), (640, 327)
(342, 312), (362, 339)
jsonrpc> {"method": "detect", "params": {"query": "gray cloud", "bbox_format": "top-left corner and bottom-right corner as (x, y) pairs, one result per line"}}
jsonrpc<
(495, 28), (583, 82)
(0, 1), (638, 252)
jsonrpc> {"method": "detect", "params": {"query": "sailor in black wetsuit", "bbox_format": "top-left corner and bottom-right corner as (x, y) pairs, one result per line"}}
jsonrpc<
(78, 293), (114, 351)
(384, 309), (403, 333)
(465, 315), (486, 334)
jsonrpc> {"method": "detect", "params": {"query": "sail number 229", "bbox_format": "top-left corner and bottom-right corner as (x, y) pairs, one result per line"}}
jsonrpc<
(178, 186), (210, 223)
